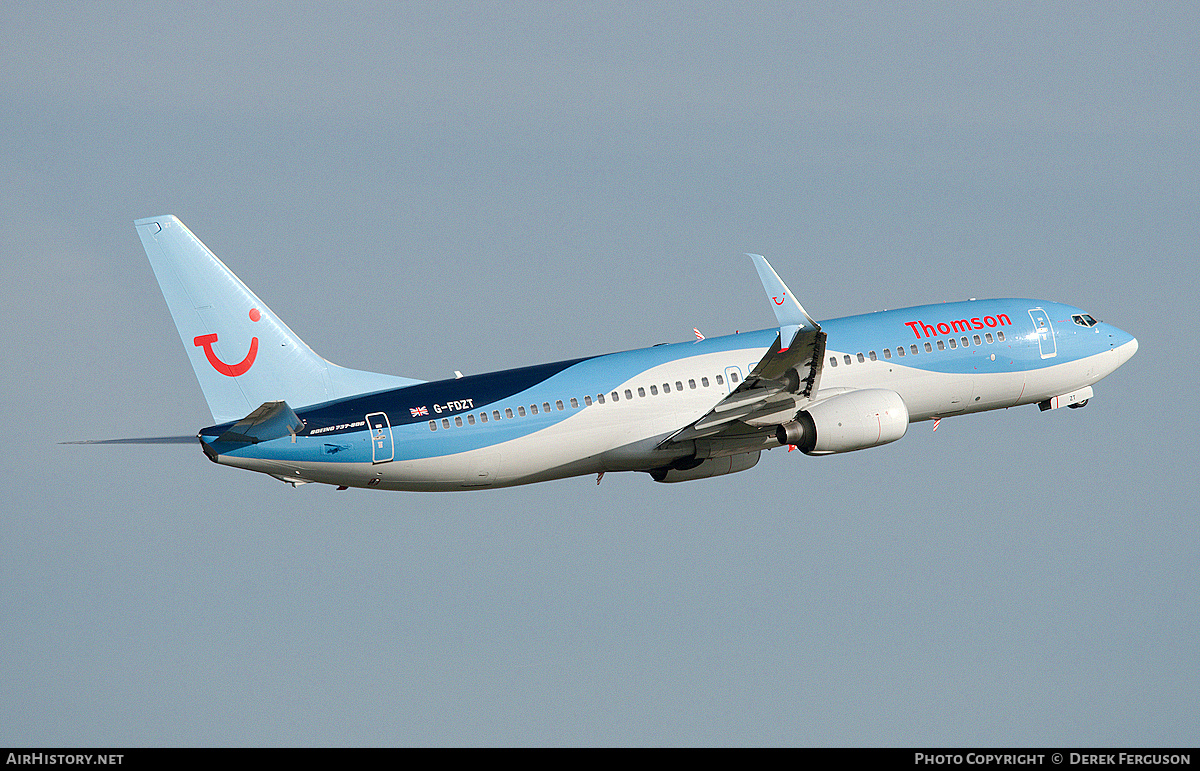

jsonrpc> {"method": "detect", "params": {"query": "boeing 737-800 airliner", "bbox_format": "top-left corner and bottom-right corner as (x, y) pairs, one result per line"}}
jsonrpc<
(120, 215), (1136, 491)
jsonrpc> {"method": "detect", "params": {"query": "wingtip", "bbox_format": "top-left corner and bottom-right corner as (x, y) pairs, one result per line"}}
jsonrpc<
(134, 214), (179, 227)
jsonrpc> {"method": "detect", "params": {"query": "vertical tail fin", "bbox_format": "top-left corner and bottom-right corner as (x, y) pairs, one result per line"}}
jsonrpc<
(135, 215), (422, 424)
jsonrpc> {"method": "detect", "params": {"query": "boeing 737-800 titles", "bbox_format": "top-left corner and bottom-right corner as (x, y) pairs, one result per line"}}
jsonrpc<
(115, 215), (1136, 491)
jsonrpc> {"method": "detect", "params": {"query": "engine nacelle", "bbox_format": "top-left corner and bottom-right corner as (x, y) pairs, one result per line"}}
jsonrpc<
(650, 451), (761, 483)
(776, 389), (909, 455)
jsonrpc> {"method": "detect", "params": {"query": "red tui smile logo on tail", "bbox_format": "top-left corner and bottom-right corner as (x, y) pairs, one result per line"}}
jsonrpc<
(193, 308), (261, 377)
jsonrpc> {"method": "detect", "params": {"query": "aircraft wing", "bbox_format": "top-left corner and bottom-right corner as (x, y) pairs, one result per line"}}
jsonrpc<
(659, 255), (826, 447)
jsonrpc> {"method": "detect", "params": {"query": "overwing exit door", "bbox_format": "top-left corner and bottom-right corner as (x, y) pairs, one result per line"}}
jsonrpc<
(724, 366), (742, 394)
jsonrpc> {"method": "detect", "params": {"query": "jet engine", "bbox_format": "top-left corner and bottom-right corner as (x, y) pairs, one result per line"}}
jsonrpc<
(776, 389), (909, 455)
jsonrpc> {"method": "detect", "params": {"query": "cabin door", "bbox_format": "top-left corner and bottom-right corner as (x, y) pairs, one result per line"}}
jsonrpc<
(1028, 308), (1057, 359)
(367, 412), (394, 464)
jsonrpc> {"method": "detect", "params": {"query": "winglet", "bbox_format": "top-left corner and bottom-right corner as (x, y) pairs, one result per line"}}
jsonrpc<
(746, 254), (819, 350)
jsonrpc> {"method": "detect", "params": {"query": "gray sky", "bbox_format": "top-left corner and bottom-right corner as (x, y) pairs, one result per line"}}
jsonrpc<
(2, 1), (1196, 746)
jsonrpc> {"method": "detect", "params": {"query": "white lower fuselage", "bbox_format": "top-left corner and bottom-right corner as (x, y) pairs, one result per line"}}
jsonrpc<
(205, 299), (1138, 491)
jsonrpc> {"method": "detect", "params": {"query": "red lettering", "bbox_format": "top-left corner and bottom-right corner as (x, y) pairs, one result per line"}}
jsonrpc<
(907, 313), (1012, 338)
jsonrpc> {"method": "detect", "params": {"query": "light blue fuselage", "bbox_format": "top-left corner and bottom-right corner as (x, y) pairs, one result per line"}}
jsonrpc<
(200, 298), (1136, 491)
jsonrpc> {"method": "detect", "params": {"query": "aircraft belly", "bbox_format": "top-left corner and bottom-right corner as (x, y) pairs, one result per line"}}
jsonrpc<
(1020, 350), (1113, 404)
(896, 354), (1112, 419)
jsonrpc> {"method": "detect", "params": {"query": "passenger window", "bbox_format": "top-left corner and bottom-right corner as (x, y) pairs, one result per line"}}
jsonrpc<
(897, 347), (905, 357)
(611, 392), (619, 402)
(961, 337), (969, 347)
(844, 354), (852, 365)
(596, 393), (604, 404)
(937, 340), (946, 350)
(869, 351), (877, 361)
(688, 379), (696, 389)
(912, 344), (919, 355)
(973, 334), (981, 345)
(662, 383), (670, 393)
(442, 418), (450, 429)
(883, 349), (891, 359)
(455, 416), (463, 427)
(571, 397), (579, 408)
(701, 378), (709, 387)
(949, 338), (957, 349)
(467, 414), (475, 425)
(676, 381), (683, 391)
(529, 404), (538, 415)
(985, 332), (993, 343)
(429, 421), (437, 431)
(625, 389), (633, 399)
(517, 406), (526, 417)
(638, 387), (646, 397)
(480, 412), (488, 423)
(493, 410), (502, 421)
(716, 375), (724, 385)
(730, 372), (739, 383)
(650, 385), (658, 395)
(829, 357), (838, 367)
(856, 353), (865, 363)
(998, 331), (1006, 341)
(505, 408), (514, 419)
(543, 402), (551, 413)
(556, 400), (564, 411)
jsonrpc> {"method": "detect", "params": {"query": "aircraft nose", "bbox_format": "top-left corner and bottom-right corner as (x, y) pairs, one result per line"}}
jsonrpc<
(1115, 335), (1138, 368)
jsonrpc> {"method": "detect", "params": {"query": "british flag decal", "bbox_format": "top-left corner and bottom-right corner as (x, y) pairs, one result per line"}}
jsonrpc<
(410, 406), (429, 417)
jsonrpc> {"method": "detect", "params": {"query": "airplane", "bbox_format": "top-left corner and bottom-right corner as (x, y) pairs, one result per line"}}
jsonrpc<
(108, 215), (1136, 491)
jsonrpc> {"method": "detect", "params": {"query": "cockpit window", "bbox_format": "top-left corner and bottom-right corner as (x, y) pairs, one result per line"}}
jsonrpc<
(1072, 314), (1099, 328)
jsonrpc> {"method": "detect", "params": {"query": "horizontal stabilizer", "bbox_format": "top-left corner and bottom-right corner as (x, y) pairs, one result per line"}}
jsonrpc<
(61, 435), (198, 445)
(214, 400), (303, 445)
